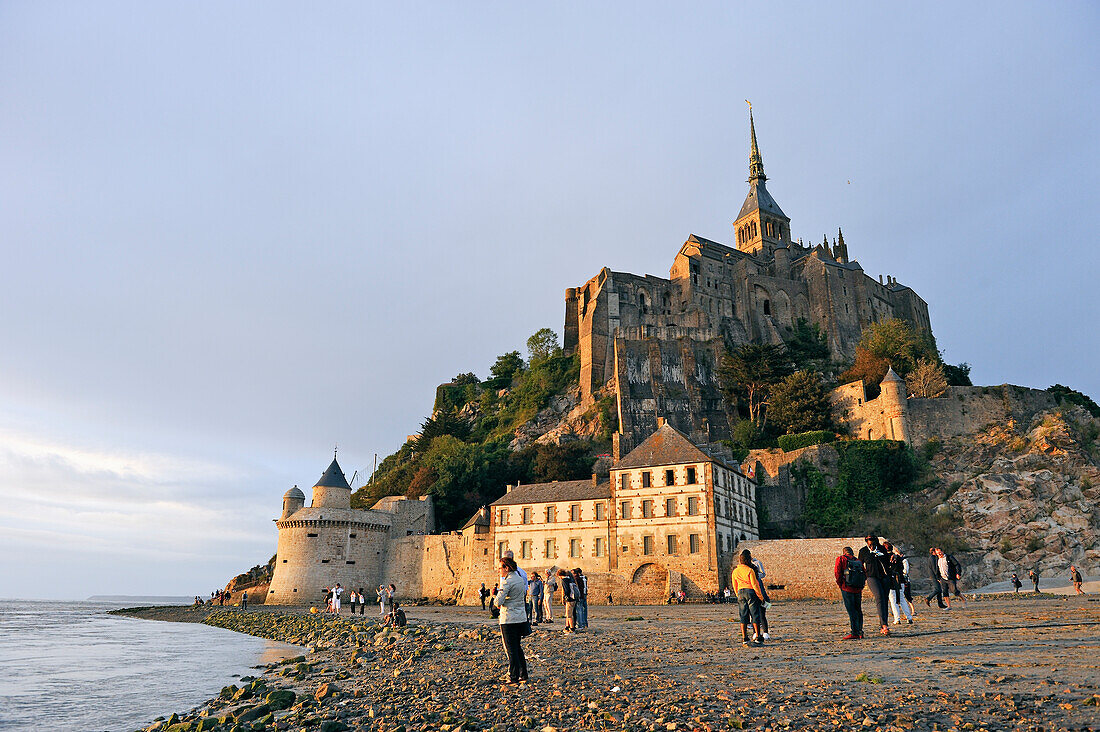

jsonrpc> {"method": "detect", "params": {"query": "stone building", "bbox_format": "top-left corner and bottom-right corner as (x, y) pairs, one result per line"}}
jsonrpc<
(266, 455), (435, 605)
(830, 365), (910, 442)
(489, 419), (758, 600)
(563, 111), (932, 445)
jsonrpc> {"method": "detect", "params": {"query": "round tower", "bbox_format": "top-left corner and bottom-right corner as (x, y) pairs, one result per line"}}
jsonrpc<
(311, 456), (352, 508)
(281, 485), (305, 519)
(880, 366), (909, 443)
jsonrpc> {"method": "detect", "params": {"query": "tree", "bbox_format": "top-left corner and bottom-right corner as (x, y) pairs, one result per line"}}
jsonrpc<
(906, 358), (948, 398)
(719, 343), (792, 428)
(488, 350), (525, 386)
(413, 404), (470, 451)
(943, 362), (972, 386)
(452, 372), (480, 386)
(839, 318), (938, 391)
(526, 328), (561, 364)
(769, 370), (833, 434)
(784, 318), (830, 371)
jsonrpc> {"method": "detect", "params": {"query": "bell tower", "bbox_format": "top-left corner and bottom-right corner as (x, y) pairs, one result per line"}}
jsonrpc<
(733, 106), (791, 257)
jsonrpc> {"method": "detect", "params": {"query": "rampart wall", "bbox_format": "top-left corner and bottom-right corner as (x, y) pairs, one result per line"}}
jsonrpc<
(907, 385), (1057, 444)
(381, 534), (465, 601)
(738, 537), (865, 599)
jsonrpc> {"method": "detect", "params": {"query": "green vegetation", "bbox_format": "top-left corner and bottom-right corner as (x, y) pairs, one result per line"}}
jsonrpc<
(769, 371), (833, 435)
(797, 440), (921, 535)
(840, 318), (939, 397)
(943, 362), (972, 386)
(855, 672), (883, 684)
(1048, 384), (1100, 418)
(719, 343), (792, 430)
(784, 317), (830, 371)
(777, 430), (835, 452)
(352, 331), (597, 531)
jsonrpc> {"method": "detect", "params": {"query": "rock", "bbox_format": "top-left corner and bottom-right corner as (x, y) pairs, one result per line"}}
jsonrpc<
(265, 689), (296, 710)
(315, 682), (338, 702)
(236, 703), (270, 723)
(318, 722), (349, 732)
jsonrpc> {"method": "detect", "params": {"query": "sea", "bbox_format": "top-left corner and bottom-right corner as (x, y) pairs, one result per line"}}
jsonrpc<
(0, 600), (304, 732)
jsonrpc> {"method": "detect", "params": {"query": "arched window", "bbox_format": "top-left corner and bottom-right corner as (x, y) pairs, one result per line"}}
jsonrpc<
(750, 221), (757, 238)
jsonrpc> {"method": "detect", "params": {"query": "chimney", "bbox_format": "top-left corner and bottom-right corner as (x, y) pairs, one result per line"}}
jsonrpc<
(505, 484), (513, 494)
(612, 432), (622, 463)
(656, 417), (666, 428)
(591, 473), (598, 486)
(878, 274), (883, 284)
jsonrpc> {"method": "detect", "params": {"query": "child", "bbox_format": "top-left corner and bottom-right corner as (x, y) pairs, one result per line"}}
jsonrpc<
(732, 549), (766, 647)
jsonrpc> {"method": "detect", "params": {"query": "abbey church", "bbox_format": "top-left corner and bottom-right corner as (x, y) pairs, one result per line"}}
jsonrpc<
(564, 111), (932, 446)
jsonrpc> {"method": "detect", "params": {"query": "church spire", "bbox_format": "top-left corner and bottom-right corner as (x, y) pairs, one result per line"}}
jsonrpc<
(748, 106), (766, 183)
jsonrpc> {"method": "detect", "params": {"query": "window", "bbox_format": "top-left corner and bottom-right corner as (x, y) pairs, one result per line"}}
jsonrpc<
(346, 560), (355, 565)
(687, 496), (699, 515)
(594, 503), (605, 521)
(689, 534), (700, 553)
(570, 504), (581, 522)
(620, 501), (632, 519)
(498, 509), (508, 526)
(546, 506), (556, 523)
(570, 538), (580, 558)
(642, 500), (653, 518)
(620, 473), (629, 490)
(665, 469), (675, 485)
(643, 535), (654, 555)
(521, 540), (532, 560)
(595, 537), (604, 556)
(307, 533), (318, 538)
(665, 497), (676, 517)
(716, 497), (723, 516)
(642, 472), (651, 488)
(686, 467), (697, 484)
(763, 299), (771, 315)
(522, 507), (532, 524)
(498, 541), (508, 557)
(667, 535), (678, 554)
(545, 539), (556, 558)
(349, 533), (356, 538)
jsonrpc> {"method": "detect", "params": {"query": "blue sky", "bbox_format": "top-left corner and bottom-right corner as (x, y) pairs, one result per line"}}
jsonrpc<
(1, 3), (1097, 599)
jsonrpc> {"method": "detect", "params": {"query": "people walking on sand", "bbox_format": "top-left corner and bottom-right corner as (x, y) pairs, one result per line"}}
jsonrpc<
(573, 568), (589, 630)
(530, 573), (544, 625)
(1029, 568), (1041, 593)
(934, 549), (954, 609)
(925, 548), (947, 609)
(1011, 573), (1022, 593)
(748, 553), (771, 640)
(859, 536), (891, 635)
(479, 582), (490, 610)
(893, 544), (918, 618)
(733, 549), (766, 647)
(943, 551), (966, 604)
(835, 546), (865, 640)
(543, 570), (557, 623)
(1071, 566), (1084, 594)
(559, 569), (578, 633)
(882, 542), (912, 625)
(494, 556), (529, 685)
(241, 591), (248, 610)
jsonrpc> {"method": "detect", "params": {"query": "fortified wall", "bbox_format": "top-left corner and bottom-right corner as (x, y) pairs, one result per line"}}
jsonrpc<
(738, 537), (866, 600)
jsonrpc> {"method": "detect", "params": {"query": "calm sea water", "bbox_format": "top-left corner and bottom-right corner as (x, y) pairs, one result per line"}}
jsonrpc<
(0, 600), (303, 732)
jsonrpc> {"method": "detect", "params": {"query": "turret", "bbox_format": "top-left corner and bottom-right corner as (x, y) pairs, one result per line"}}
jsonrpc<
(879, 366), (909, 443)
(311, 455), (352, 509)
(834, 228), (849, 264)
(773, 241), (790, 279)
(281, 485), (305, 519)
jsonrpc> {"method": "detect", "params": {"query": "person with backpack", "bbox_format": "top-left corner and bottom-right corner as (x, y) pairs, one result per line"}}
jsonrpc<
(732, 549), (766, 647)
(558, 569), (578, 633)
(1070, 566), (1084, 595)
(858, 536), (892, 636)
(835, 546), (865, 640)
(1011, 573), (1022, 593)
(882, 542), (912, 625)
(572, 568), (589, 630)
(1029, 568), (1041, 593)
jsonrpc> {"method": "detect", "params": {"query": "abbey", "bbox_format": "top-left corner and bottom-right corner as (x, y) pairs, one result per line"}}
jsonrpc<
(563, 112), (932, 445)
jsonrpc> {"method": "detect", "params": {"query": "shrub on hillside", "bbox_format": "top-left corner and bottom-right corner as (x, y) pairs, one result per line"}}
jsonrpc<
(777, 430), (836, 452)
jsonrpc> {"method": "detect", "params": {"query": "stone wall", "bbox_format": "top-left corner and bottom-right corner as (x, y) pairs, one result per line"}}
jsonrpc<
(738, 537), (866, 599)
(381, 534), (465, 602)
(744, 444), (838, 534)
(267, 519), (391, 605)
(907, 385), (1057, 444)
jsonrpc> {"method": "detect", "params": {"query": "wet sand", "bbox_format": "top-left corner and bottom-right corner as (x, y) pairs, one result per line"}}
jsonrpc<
(123, 593), (1100, 731)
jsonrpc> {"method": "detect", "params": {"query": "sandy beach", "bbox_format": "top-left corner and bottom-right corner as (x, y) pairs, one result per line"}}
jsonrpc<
(117, 592), (1100, 731)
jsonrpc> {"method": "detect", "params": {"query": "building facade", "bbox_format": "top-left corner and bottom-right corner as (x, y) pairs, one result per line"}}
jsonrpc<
(563, 111), (932, 446)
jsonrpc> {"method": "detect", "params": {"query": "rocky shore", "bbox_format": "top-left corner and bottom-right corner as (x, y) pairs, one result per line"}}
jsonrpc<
(116, 594), (1100, 731)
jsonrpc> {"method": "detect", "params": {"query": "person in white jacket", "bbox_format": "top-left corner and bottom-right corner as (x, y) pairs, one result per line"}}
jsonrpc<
(494, 556), (529, 685)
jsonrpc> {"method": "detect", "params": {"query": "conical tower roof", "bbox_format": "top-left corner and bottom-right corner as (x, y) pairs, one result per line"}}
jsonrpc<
(315, 457), (351, 489)
(736, 109), (788, 221)
(882, 366), (903, 384)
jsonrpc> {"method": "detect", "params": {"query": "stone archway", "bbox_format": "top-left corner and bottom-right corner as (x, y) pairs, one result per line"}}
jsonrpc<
(630, 562), (669, 602)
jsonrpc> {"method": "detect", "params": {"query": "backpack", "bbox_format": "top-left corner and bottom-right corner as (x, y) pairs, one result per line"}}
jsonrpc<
(843, 558), (866, 589)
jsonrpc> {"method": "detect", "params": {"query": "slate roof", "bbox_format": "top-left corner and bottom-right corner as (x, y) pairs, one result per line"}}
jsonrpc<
(490, 479), (611, 507)
(283, 485), (305, 500)
(315, 457), (351, 490)
(882, 366), (903, 383)
(614, 422), (715, 470)
(461, 508), (490, 530)
(736, 179), (788, 221)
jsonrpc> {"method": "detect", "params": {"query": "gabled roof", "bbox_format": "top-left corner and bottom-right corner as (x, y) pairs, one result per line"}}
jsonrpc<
(461, 508), (490, 530)
(491, 479), (611, 507)
(614, 422), (714, 470)
(315, 457), (351, 490)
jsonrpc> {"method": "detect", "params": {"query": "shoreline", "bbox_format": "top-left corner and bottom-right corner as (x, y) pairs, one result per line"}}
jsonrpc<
(119, 595), (1100, 731)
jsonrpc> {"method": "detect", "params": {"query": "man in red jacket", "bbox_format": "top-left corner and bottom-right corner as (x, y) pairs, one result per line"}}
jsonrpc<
(835, 546), (865, 640)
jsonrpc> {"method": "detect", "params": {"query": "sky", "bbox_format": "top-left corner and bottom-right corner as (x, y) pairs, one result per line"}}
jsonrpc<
(1, 2), (1097, 600)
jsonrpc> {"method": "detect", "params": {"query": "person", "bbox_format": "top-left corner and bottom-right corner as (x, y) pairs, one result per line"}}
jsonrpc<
(241, 591), (248, 610)
(858, 536), (891, 635)
(748, 553), (771, 640)
(732, 549), (766, 647)
(489, 583), (500, 619)
(501, 550), (528, 584)
(387, 584), (396, 612)
(332, 583), (343, 613)
(347, 588), (357, 615)
(944, 552), (966, 603)
(1011, 573), (1022, 593)
(834, 546), (865, 640)
(559, 569), (578, 633)
(882, 542), (912, 625)
(358, 588), (367, 615)
(479, 582), (490, 611)
(1071, 566), (1084, 594)
(934, 549), (954, 609)
(925, 548), (947, 609)
(1029, 568), (1041, 593)
(494, 556), (529, 685)
(392, 602), (407, 627)
(377, 585), (386, 615)
(893, 544), (918, 619)
(543, 570), (557, 623)
(572, 568), (589, 630)
(529, 573), (544, 624)
(723, 586), (732, 603)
